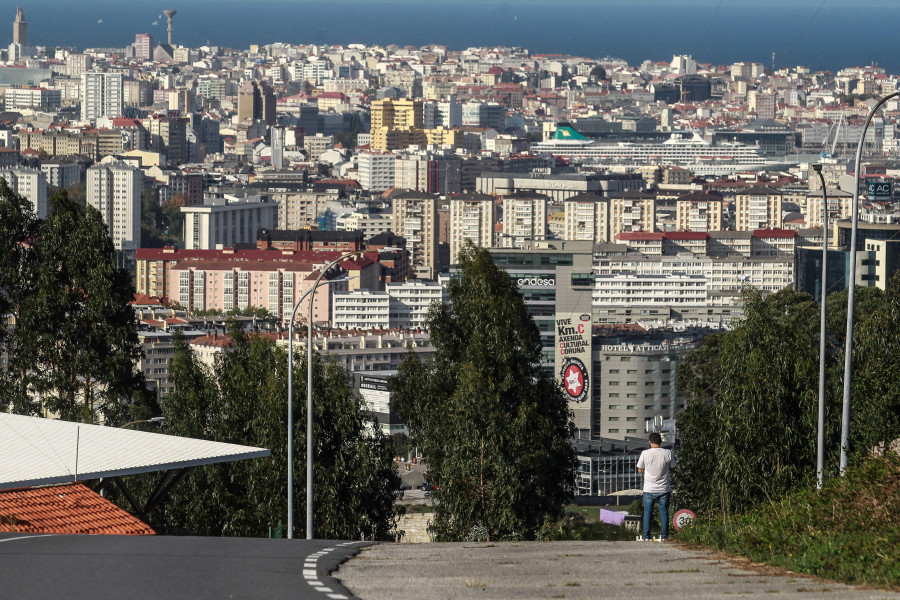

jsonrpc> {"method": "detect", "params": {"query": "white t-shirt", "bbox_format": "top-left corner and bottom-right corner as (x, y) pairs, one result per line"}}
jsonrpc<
(636, 447), (676, 493)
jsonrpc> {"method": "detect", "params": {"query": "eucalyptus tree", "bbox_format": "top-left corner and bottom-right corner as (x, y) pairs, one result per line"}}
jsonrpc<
(158, 328), (403, 539)
(391, 244), (577, 541)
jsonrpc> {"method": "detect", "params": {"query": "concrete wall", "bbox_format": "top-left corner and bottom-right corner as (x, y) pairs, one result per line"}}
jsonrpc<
(395, 513), (433, 543)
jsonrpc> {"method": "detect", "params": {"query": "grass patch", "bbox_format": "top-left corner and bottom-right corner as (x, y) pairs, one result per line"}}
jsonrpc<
(538, 508), (634, 541)
(679, 453), (900, 589)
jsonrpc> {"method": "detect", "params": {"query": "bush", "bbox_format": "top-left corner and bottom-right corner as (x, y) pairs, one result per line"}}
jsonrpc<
(679, 453), (900, 588)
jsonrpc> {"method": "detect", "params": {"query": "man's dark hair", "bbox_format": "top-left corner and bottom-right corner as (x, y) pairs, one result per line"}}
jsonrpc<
(649, 432), (662, 445)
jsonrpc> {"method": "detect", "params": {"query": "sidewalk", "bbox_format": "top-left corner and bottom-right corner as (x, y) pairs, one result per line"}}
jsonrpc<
(337, 541), (900, 600)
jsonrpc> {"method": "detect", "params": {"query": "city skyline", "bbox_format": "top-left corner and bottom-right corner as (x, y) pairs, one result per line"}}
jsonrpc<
(7, 1), (900, 74)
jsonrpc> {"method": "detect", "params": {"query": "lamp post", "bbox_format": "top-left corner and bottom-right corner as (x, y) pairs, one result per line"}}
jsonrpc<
(120, 417), (166, 429)
(286, 274), (355, 540)
(812, 164), (827, 490)
(840, 91), (900, 474)
(305, 251), (364, 540)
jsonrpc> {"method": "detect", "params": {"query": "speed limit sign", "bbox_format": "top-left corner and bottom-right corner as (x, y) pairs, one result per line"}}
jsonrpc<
(673, 509), (695, 531)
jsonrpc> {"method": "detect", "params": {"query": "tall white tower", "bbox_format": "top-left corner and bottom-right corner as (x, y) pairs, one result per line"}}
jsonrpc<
(163, 10), (177, 45)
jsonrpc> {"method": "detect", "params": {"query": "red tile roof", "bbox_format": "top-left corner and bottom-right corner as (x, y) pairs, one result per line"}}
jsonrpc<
(616, 232), (664, 241)
(0, 483), (155, 535)
(753, 228), (797, 239)
(663, 231), (710, 241)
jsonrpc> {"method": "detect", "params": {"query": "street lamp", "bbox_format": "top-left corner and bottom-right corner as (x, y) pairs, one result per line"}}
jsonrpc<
(285, 251), (364, 540)
(306, 251), (364, 540)
(812, 164), (827, 490)
(120, 417), (166, 429)
(840, 90), (900, 474)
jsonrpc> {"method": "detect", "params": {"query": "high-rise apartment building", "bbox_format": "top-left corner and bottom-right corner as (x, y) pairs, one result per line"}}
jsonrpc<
(237, 81), (276, 125)
(87, 161), (143, 253)
(735, 186), (783, 231)
(0, 167), (47, 219)
(134, 33), (153, 60)
(181, 196), (277, 250)
(749, 91), (777, 120)
(371, 98), (423, 130)
(608, 191), (656, 239)
(501, 191), (548, 247)
(358, 151), (396, 191)
(144, 114), (187, 166)
(370, 98), (427, 151)
(392, 191), (438, 279)
(81, 72), (123, 122)
(449, 192), (495, 259)
(674, 192), (725, 232)
(65, 54), (92, 78)
(563, 192), (609, 243)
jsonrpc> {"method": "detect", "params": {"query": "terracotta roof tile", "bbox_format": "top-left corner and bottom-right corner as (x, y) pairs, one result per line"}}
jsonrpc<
(0, 483), (155, 535)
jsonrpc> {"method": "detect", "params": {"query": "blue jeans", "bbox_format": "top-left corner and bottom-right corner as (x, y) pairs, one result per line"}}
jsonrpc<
(643, 492), (670, 540)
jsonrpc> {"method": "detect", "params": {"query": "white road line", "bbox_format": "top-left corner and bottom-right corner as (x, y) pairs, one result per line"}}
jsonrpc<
(0, 535), (54, 544)
(303, 543), (361, 599)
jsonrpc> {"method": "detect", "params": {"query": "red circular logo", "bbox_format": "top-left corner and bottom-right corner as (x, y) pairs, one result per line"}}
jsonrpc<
(560, 357), (589, 403)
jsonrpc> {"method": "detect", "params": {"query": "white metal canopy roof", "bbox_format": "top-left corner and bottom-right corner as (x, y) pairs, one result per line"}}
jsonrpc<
(0, 413), (271, 490)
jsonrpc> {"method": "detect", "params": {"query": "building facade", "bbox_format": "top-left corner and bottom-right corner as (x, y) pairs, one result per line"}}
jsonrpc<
(87, 161), (142, 254)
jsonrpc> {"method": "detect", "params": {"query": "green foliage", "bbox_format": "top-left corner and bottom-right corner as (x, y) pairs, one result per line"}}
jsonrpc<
(390, 243), (577, 542)
(589, 65), (607, 81)
(679, 452), (900, 588)
(149, 329), (403, 539)
(0, 186), (146, 422)
(391, 433), (411, 458)
(64, 181), (86, 208)
(677, 280), (900, 519)
(676, 288), (823, 516)
(0, 180), (40, 414)
(537, 512), (634, 541)
(141, 190), (181, 248)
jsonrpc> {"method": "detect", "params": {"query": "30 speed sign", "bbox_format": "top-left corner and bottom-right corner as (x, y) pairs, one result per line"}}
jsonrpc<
(673, 509), (695, 531)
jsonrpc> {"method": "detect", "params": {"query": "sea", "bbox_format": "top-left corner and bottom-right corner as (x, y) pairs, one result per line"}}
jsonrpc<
(17, 0), (900, 74)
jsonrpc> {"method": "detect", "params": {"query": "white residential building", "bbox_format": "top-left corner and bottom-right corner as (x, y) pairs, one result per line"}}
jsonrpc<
(87, 161), (142, 253)
(40, 160), (81, 189)
(332, 280), (447, 330)
(332, 290), (391, 330)
(450, 192), (495, 258)
(501, 191), (548, 247)
(385, 280), (447, 329)
(357, 152), (396, 192)
(392, 191), (438, 279)
(592, 253), (795, 323)
(181, 196), (277, 250)
(336, 209), (393, 240)
(279, 328), (435, 374)
(0, 167), (47, 219)
(563, 192), (608, 243)
(81, 72), (124, 122)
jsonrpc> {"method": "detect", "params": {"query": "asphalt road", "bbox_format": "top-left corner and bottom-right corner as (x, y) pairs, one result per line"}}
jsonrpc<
(338, 541), (900, 600)
(0, 533), (369, 600)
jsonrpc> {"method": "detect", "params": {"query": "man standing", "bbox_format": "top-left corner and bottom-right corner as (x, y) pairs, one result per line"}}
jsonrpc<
(636, 432), (676, 541)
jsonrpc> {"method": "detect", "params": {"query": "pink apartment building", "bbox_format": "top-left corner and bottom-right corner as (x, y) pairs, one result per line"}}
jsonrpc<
(136, 248), (381, 324)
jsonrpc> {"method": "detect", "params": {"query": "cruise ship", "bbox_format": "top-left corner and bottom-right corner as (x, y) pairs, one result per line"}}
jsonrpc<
(531, 125), (772, 176)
